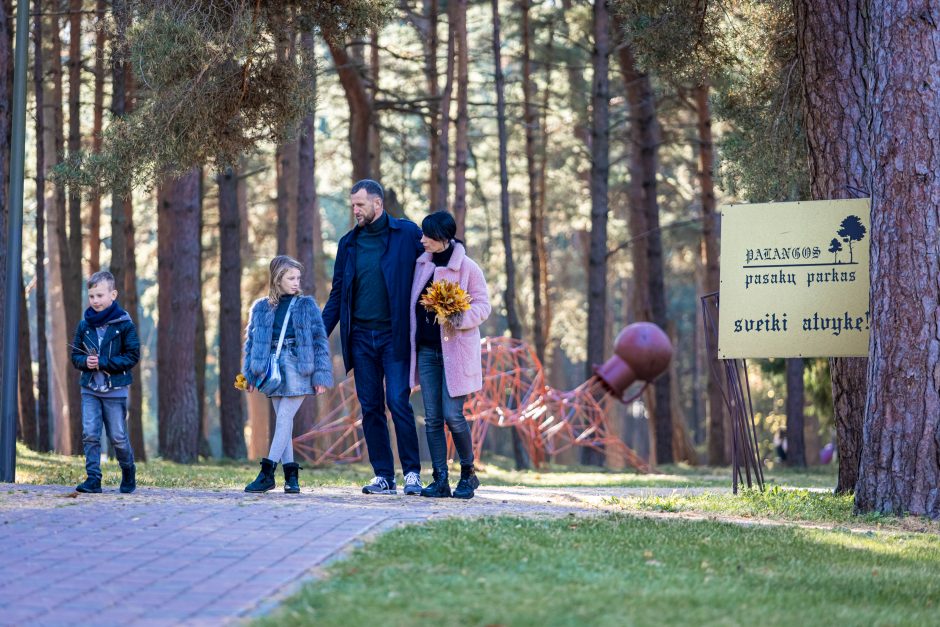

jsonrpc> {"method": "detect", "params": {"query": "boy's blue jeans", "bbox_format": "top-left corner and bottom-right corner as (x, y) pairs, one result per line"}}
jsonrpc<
(82, 394), (135, 482)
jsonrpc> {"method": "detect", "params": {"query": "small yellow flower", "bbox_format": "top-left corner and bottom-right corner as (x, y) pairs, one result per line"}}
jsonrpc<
(234, 373), (249, 391)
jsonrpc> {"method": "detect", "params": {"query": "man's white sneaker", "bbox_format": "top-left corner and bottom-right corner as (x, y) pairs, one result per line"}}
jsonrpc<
(403, 471), (423, 496)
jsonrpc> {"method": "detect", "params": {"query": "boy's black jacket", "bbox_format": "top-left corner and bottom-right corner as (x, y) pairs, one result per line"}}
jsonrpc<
(70, 314), (140, 390)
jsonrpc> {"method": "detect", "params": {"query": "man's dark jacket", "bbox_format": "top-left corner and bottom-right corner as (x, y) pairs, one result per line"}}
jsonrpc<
(322, 214), (424, 372)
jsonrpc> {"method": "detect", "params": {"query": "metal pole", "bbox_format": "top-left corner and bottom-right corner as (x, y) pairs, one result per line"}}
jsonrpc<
(1, 0), (31, 483)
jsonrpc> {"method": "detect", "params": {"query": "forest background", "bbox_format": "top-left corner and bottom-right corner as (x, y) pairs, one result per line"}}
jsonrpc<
(2, 0), (923, 502)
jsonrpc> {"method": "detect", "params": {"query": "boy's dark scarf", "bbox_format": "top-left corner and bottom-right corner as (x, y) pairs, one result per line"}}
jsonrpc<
(84, 301), (126, 328)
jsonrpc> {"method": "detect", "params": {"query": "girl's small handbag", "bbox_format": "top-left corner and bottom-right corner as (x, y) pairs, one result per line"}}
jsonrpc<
(254, 298), (296, 396)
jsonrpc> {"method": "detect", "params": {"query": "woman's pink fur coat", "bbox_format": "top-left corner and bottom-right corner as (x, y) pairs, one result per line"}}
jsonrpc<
(409, 242), (491, 397)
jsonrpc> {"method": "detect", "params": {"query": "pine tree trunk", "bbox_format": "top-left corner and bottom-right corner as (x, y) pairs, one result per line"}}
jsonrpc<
(521, 0), (548, 365)
(855, 0), (940, 518)
(195, 185), (210, 459)
(785, 358), (807, 467)
(453, 0), (469, 235)
(18, 280), (37, 449)
(326, 32), (373, 182)
(793, 0), (870, 493)
(218, 167), (246, 458)
(297, 59), (326, 297)
(44, 9), (72, 453)
(88, 0), (106, 274)
(274, 29), (297, 254)
(157, 168), (202, 463)
(33, 0), (51, 452)
(492, 0), (521, 342)
(294, 28), (320, 435)
(67, 0), (82, 281)
(561, 0), (591, 148)
(109, 0), (128, 291)
(122, 62), (145, 460)
(123, 197), (145, 459)
(694, 83), (727, 466)
(614, 32), (673, 465)
(369, 29), (382, 180)
(240, 164), (269, 459)
(435, 2), (457, 211)
(60, 0), (83, 454)
(535, 17), (554, 366)
(197, 296), (210, 458)
(425, 0), (440, 207)
(492, 0), (529, 470)
(49, 8), (81, 454)
(583, 0), (611, 467)
(275, 140), (290, 254)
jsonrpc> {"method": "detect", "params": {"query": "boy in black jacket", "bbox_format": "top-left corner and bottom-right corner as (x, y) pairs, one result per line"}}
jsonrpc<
(70, 271), (141, 494)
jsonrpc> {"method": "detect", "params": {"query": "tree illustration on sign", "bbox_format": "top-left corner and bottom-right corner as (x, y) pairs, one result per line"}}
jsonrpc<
(829, 238), (843, 263)
(837, 215), (866, 263)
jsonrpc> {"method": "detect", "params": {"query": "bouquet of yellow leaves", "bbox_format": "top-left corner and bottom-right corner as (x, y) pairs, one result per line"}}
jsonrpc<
(419, 279), (472, 332)
(234, 373), (249, 391)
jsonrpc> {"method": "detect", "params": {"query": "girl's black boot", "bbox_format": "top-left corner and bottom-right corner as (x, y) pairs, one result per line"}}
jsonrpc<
(283, 462), (301, 494)
(245, 458), (277, 493)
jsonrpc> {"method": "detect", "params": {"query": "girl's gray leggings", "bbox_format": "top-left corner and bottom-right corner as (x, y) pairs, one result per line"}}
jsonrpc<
(267, 396), (305, 464)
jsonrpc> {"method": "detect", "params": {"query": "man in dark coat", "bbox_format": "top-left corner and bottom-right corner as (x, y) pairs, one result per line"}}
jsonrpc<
(322, 180), (425, 495)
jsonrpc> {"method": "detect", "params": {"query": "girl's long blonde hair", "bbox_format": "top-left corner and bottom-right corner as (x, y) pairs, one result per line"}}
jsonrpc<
(268, 255), (304, 305)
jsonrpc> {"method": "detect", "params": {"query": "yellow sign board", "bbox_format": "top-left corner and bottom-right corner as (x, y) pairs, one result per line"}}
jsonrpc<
(718, 199), (870, 358)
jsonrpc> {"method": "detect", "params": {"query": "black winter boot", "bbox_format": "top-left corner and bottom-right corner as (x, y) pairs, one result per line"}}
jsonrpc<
(283, 462), (301, 494)
(420, 469), (451, 498)
(75, 477), (102, 493)
(244, 458), (277, 493)
(119, 465), (137, 494)
(452, 465), (480, 499)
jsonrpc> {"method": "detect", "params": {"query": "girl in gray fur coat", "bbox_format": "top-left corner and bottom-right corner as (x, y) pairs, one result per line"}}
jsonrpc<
(243, 255), (333, 493)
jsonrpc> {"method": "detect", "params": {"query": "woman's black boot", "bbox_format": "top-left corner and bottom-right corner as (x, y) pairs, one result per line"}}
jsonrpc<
(283, 462), (301, 494)
(420, 469), (451, 498)
(245, 458), (277, 493)
(453, 464), (480, 499)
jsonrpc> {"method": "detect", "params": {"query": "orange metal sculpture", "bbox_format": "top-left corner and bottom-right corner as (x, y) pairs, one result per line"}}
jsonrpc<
(293, 323), (672, 472)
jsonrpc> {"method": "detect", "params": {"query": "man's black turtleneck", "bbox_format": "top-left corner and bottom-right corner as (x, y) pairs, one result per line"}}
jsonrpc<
(353, 212), (392, 330)
(415, 243), (456, 351)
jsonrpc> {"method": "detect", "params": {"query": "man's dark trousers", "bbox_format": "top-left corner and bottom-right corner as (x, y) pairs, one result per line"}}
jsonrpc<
(350, 326), (421, 481)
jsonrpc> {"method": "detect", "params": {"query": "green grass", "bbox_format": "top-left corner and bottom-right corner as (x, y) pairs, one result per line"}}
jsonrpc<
(606, 486), (940, 532)
(633, 486), (858, 521)
(13, 443), (838, 490)
(13, 443), (371, 489)
(257, 514), (940, 626)
(475, 454), (837, 489)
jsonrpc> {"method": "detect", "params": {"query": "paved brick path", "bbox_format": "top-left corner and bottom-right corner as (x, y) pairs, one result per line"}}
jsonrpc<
(0, 484), (712, 626)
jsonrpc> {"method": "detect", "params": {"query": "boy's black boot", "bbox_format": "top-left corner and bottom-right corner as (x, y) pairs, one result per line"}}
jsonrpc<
(452, 465), (480, 500)
(119, 465), (137, 494)
(76, 477), (102, 494)
(245, 458), (277, 493)
(283, 462), (301, 494)
(420, 469), (451, 498)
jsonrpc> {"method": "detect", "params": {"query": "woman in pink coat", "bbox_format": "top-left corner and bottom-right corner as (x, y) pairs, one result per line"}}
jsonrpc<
(409, 211), (491, 498)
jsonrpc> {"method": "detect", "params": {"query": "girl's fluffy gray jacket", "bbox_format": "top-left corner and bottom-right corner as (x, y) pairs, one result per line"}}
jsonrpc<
(243, 295), (334, 388)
